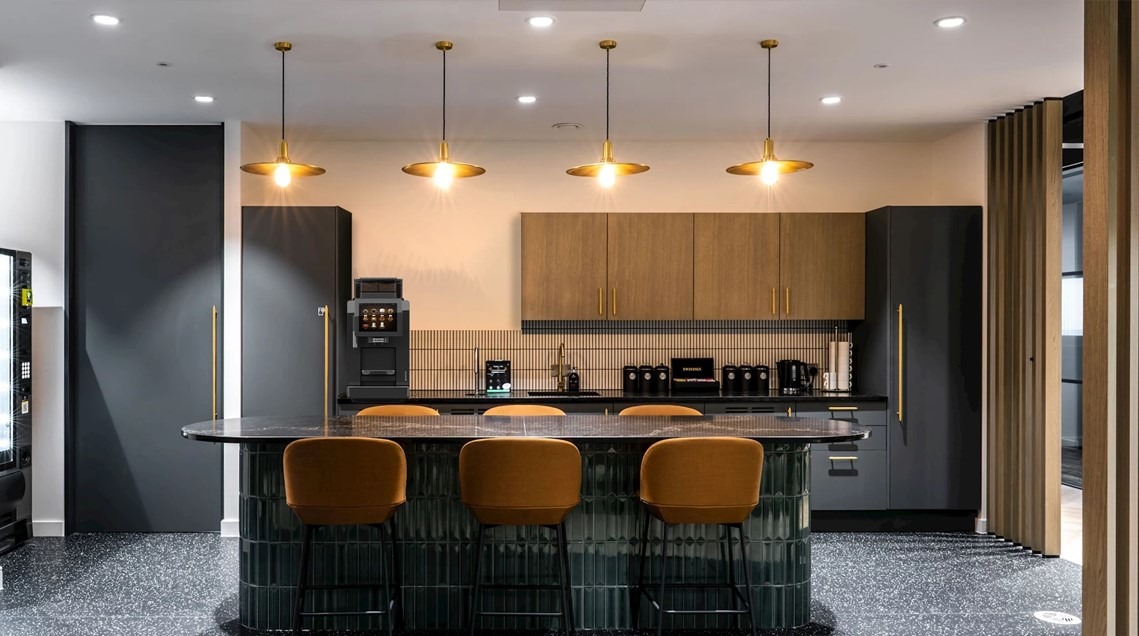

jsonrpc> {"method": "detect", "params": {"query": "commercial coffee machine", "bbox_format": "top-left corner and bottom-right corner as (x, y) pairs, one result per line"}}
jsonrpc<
(345, 278), (411, 400)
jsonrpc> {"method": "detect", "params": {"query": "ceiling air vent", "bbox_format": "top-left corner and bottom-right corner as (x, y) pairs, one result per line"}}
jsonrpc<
(499, 0), (646, 11)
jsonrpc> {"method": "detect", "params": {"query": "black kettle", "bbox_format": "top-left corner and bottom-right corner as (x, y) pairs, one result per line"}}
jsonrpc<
(776, 359), (813, 395)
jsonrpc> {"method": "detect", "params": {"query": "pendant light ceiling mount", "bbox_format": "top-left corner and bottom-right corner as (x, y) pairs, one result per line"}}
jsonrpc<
(566, 39), (649, 186)
(240, 41), (325, 186)
(726, 38), (813, 184)
(402, 40), (485, 186)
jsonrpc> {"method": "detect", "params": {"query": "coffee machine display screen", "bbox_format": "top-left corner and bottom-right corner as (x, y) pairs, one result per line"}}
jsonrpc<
(358, 304), (398, 332)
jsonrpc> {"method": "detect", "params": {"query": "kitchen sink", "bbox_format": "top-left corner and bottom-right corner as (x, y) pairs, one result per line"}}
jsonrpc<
(527, 391), (602, 397)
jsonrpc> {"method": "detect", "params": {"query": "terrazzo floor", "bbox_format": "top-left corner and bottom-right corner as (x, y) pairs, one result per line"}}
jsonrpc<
(0, 532), (1081, 636)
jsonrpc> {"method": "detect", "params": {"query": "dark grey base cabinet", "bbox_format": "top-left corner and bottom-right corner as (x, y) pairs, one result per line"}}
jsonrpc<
(796, 405), (888, 510)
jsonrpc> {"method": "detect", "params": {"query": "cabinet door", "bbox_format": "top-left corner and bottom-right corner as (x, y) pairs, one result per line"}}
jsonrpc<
(779, 213), (865, 319)
(521, 213), (609, 320)
(694, 214), (781, 319)
(607, 213), (694, 320)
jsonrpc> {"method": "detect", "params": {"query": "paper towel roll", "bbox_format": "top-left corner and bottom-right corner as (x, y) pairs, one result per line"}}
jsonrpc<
(836, 342), (853, 390)
(826, 342), (839, 390)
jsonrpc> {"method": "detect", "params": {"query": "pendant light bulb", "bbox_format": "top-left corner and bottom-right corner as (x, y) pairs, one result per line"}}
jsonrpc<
(760, 161), (779, 186)
(598, 163), (618, 188)
(433, 161), (455, 189)
(273, 163), (292, 188)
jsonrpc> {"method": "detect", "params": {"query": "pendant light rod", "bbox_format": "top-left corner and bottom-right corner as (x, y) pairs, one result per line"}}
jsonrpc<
(766, 41), (772, 139)
(438, 41), (449, 141)
(279, 42), (287, 141)
(604, 40), (611, 140)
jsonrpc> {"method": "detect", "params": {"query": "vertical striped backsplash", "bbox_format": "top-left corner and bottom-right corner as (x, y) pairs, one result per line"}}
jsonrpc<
(410, 321), (851, 392)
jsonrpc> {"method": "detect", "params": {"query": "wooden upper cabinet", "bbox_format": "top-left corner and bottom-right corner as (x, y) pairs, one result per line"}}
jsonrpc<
(778, 213), (865, 320)
(606, 213), (694, 320)
(521, 213), (608, 320)
(693, 214), (781, 319)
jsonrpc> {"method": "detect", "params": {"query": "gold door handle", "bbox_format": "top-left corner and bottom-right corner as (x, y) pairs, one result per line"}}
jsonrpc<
(828, 406), (859, 411)
(897, 303), (904, 423)
(785, 288), (790, 315)
(598, 287), (603, 316)
(828, 456), (858, 462)
(611, 288), (617, 316)
(211, 305), (218, 420)
(786, 406), (792, 417)
(771, 287), (777, 316)
(322, 305), (331, 417)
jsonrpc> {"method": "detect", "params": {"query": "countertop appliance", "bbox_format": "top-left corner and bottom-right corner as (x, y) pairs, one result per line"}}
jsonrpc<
(485, 359), (512, 393)
(346, 278), (410, 400)
(671, 357), (720, 396)
(0, 248), (32, 554)
(777, 359), (814, 395)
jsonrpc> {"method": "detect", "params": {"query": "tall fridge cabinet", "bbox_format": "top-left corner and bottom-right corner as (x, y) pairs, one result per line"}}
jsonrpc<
(0, 248), (32, 553)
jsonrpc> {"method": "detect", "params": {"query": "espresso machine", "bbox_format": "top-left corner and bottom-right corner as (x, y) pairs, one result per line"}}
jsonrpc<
(345, 278), (411, 400)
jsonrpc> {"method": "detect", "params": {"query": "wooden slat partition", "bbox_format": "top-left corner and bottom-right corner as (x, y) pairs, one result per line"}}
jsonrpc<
(985, 99), (1062, 556)
(1083, 1), (1139, 633)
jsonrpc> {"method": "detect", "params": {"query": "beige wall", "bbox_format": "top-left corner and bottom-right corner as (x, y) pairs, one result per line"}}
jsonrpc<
(242, 126), (978, 328)
(932, 123), (987, 205)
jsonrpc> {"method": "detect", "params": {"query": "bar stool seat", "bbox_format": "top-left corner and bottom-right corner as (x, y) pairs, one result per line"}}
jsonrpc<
(634, 437), (764, 636)
(357, 404), (441, 416)
(283, 437), (407, 635)
(460, 437), (581, 635)
(482, 404), (566, 416)
(619, 404), (703, 417)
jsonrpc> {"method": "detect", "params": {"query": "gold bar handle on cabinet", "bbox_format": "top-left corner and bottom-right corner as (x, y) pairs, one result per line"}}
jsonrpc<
(211, 305), (218, 420)
(611, 288), (617, 316)
(828, 456), (858, 462)
(598, 287), (603, 316)
(321, 305), (331, 417)
(786, 406), (792, 417)
(771, 287), (777, 316)
(785, 287), (790, 315)
(828, 406), (859, 411)
(897, 303), (903, 423)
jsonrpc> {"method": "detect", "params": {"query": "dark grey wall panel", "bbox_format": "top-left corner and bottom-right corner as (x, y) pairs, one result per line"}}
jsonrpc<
(69, 125), (223, 532)
(241, 207), (351, 417)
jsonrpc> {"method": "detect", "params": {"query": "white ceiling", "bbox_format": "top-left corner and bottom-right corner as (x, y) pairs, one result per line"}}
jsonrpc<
(0, 0), (1082, 142)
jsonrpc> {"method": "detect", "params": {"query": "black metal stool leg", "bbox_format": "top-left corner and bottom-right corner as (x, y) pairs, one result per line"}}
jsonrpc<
(293, 524), (314, 636)
(468, 524), (486, 636)
(389, 516), (405, 630)
(656, 522), (669, 636)
(379, 523), (394, 636)
(723, 524), (740, 630)
(556, 521), (575, 635)
(737, 523), (757, 636)
(633, 512), (650, 630)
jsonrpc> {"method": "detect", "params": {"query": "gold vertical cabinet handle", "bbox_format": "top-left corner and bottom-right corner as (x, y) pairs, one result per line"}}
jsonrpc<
(785, 288), (791, 315)
(211, 305), (218, 421)
(323, 305), (330, 417)
(598, 287), (603, 316)
(612, 288), (617, 316)
(897, 304), (904, 423)
(786, 406), (792, 417)
(771, 287), (777, 316)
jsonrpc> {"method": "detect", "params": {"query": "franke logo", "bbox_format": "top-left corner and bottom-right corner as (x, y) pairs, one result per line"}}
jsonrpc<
(370, 338), (389, 344)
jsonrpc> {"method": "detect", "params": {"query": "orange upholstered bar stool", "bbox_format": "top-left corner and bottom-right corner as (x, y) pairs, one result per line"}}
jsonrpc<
(634, 437), (764, 636)
(357, 404), (440, 416)
(459, 438), (581, 635)
(618, 404), (703, 416)
(482, 404), (566, 416)
(283, 437), (407, 636)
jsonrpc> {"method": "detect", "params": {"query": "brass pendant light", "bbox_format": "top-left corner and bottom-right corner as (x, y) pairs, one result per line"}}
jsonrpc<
(402, 41), (485, 189)
(566, 40), (649, 187)
(726, 39), (813, 185)
(240, 42), (325, 187)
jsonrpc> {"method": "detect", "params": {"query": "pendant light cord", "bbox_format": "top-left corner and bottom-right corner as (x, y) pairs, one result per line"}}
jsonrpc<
(441, 46), (447, 142)
(605, 45), (611, 140)
(280, 47), (286, 141)
(766, 45), (772, 139)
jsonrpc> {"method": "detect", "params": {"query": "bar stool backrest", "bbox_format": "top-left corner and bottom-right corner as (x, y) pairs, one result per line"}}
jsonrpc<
(357, 404), (440, 416)
(482, 404), (566, 416)
(283, 437), (407, 525)
(459, 437), (582, 525)
(639, 437), (764, 524)
(619, 404), (703, 416)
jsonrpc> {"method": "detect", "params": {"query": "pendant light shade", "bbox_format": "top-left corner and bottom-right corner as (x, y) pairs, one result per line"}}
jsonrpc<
(726, 39), (812, 185)
(566, 40), (649, 187)
(402, 41), (485, 188)
(241, 42), (325, 187)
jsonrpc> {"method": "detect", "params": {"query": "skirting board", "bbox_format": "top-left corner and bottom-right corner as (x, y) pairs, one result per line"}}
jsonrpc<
(975, 516), (988, 534)
(220, 518), (239, 538)
(32, 520), (64, 537)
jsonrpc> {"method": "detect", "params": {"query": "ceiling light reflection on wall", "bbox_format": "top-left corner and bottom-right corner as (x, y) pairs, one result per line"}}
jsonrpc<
(527, 16), (555, 28)
(935, 16), (966, 28)
(91, 14), (120, 26)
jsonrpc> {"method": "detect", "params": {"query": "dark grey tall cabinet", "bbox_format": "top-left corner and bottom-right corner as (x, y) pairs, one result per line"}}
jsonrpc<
(855, 206), (983, 511)
(242, 207), (351, 417)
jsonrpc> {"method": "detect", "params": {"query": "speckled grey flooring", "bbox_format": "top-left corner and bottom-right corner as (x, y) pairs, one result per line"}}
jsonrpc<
(0, 532), (1081, 635)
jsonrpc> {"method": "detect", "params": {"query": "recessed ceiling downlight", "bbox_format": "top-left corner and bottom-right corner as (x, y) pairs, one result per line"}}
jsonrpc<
(517, 95), (537, 104)
(194, 95), (215, 104)
(92, 14), (120, 26)
(820, 96), (843, 105)
(527, 16), (555, 28)
(935, 16), (966, 28)
(552, 122), (582, 129)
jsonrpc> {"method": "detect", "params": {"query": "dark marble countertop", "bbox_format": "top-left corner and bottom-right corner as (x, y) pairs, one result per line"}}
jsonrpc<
(339, 389), (887, 405)
(181, 414), (872, 444)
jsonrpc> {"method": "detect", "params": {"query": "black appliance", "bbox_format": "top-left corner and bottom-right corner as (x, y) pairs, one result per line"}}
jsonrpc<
(752, 364), (771, 394)
(0, 248), (31, 554)
(638, 365), (653, 394)
(485, 359), (512, 393)
(722, 365), (740, 395)
(650, 364), (670, 395)
(671, 357), (719, 396)
(622, 366), (640, 394)
(739, 365), (756, 394)
(777, 359), (813, 395)
(346, 278), (411, 400)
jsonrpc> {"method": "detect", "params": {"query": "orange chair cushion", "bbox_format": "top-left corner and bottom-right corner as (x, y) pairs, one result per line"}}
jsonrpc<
(283, 437), (407, 526)
(639, 437), (764, 525)
(357, 404), (440, 416)
(482, 404), (566, 416)
(459, 438), (582, 526)
(619, 404), (703, 416)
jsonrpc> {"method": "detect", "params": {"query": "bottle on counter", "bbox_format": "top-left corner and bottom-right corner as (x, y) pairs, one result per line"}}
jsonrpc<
(566, 366), (581, 392)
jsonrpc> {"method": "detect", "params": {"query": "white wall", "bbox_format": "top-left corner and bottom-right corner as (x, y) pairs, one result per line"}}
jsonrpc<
(243, 130), (939, 329)
(0, 122), (66, 536)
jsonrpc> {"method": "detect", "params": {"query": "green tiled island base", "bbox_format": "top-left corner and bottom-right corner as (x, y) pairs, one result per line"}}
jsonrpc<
(239, 442), (812, 632)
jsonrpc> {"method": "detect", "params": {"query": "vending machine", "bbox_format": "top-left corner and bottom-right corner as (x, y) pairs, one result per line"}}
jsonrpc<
(0, 248), (32, 553)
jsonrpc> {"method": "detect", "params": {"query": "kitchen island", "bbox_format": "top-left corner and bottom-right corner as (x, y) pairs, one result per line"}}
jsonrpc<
(183, 414), (870, 632)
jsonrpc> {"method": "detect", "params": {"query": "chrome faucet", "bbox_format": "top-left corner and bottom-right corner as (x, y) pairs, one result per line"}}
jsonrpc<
(556, 342), (566, 392)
